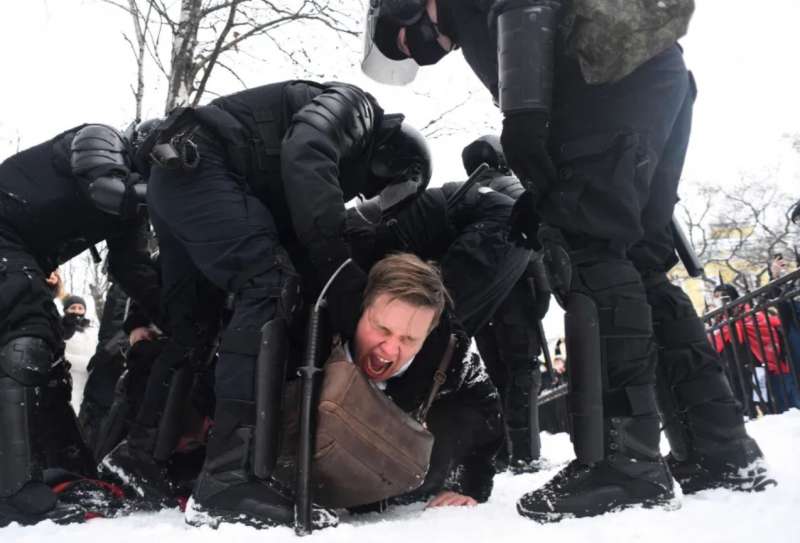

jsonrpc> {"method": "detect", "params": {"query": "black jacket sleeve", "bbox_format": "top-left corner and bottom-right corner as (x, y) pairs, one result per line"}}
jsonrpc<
(106, 220), (161, 328)
(280, 84), (377, 280)
(434, 335), (504, 500)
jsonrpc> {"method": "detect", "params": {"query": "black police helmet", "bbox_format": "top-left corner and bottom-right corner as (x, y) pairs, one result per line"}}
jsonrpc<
(122, 117), (162, 150)
(370, 0), (428, 60)
(461, 134), (508, 175)
(133, 118), (162, 148)
(367, 115), (431, 199)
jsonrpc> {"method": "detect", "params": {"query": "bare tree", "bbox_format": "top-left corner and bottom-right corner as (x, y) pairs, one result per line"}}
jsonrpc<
(105, 0), (360, 113)
(678, 174), (800, 291)
(58, 245), (110, 322)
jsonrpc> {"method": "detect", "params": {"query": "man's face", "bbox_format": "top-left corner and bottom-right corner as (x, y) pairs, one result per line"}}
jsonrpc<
(65, 303), (86, 316)
(353, 293), (435, 382)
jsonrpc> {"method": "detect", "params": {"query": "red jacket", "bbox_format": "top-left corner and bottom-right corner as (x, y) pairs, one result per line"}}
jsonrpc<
(712, 306), (790, 374)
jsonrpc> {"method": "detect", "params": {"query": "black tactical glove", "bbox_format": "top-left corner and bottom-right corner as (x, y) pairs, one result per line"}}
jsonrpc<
(527, 252), (552, 320)
(501, 110), (557, 190)
(508, 189), (542, 249)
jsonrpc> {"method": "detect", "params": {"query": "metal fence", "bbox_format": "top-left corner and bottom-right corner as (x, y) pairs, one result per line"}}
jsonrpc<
(702, 269), (800, 416)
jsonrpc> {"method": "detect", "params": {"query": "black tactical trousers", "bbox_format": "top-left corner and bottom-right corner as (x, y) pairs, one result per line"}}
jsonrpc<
(476, 277), (543, 462)
(147, 132), (294, 403)
(0, 236), (94, 498)
(537, 45), (695, 456)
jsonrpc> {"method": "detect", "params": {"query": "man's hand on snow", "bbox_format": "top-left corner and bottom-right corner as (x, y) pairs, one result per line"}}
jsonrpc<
(426, 490), (478, 508)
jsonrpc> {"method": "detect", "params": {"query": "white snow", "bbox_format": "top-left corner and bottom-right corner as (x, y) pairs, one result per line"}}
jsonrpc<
(3, 410), (797, 543)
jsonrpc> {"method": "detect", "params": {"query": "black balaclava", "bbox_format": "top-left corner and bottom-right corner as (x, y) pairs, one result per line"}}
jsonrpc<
(62, 313), (90, 339)
(405, 9), (449, 65)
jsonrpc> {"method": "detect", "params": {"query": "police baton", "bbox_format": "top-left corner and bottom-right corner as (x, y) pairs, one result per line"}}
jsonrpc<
(294, 260), (349, 535)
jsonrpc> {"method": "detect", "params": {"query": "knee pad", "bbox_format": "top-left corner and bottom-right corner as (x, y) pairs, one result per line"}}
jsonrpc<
(0, 337), (54, 386)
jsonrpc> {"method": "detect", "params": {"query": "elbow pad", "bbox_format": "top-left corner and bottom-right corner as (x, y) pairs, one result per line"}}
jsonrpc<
(290, 84), (376, 154)
(89, 175), (146, 218)
(497, 1), (561, 115)
(71, 124), (131, 179)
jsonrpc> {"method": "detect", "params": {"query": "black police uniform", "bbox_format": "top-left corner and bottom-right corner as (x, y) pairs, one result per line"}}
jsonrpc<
(145, 80), (424, 529)
(366, 0), (773, 522)
(347, 156), (549, 471)
(0, 125), (158, 526)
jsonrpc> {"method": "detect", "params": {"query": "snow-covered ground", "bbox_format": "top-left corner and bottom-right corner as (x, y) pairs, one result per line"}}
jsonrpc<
(4, 410), (797, 543)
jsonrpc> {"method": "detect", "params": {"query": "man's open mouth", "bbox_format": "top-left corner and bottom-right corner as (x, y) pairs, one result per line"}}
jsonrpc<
(365, 354), (393, 379)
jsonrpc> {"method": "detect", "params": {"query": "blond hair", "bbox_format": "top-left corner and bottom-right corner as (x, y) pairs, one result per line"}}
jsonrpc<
(363, 253), (451, 330)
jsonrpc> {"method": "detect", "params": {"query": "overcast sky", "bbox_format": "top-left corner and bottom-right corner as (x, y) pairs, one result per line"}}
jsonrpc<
(1, 0), (797, 338)
(1, 0), (799, 194)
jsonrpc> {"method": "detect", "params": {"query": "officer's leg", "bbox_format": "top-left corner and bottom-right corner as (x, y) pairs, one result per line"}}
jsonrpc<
(146, 133), (333, 529)
(78, 283), (129, 453)
(629, 79), (774, 493)
(101, 266), (221, 509)
(517, 47), (695, 522)
(477, 277), (546, 473)
(0, 251), (84, 526)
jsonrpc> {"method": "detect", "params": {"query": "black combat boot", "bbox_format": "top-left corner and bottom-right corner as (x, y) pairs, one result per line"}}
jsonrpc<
(648, 277), (776, 494)
(506, 364), (545, 474)
(184, 399), (338, 530)
(99, 342), (184, 510)
(517, 257), (676, 522)
(0, 376), (86, 527)
(100, 427), (177, 510)
(517, 415), (676, 522)
(657, 360), (775, 493)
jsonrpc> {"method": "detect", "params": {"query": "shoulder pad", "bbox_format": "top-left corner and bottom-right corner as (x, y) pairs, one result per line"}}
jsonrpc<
(71, 124), (130, 179)
(290, 84), (376, 153)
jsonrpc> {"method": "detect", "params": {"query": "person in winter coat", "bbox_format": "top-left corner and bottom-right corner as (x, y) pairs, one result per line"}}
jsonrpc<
(362, 0), (773, 522)
(0, 122), (159, 527)
(711, 284), (800, 413)
(59, 294), (98, 412)
(322, 253), (504, 509)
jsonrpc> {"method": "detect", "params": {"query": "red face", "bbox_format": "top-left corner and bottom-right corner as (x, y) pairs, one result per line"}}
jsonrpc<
(353, 293), (435, 382)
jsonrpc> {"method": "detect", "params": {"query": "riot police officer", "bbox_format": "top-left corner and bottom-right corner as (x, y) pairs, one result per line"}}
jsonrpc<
(137, 80), (430, 529)
(363, 0), (774, 521)
(0, 122), (157, 526)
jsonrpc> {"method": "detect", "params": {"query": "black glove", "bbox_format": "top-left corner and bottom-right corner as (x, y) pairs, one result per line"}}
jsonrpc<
(508, 189), (542, 249)
(321, 259), (368, 340)
(501, 110), (557, 190)
(527, 253), (552, 320)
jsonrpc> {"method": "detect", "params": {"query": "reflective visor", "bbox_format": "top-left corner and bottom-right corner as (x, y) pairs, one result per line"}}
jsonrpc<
(361, 0), (420, 85)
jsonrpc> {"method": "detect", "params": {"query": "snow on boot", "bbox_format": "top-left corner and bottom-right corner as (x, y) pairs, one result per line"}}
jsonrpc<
(517, 417), (677, 522)
(100, 431), (178, 511)
(0, 482), (86, 527)
(185, 399), (337, 530)
(666, 438), (776, 494)
(50, 475), (129, 519)
(648, 275), (777, 494)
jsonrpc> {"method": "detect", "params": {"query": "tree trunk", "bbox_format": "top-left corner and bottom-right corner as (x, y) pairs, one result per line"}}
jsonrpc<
(165, 0), (202, 112)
